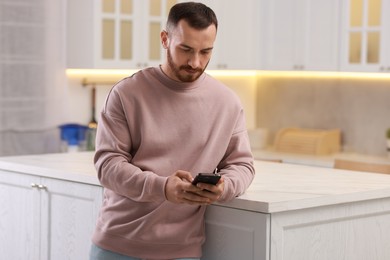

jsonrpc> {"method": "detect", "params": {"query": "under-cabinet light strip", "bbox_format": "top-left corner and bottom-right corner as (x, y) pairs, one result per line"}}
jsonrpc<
(66, 69), (390, 83)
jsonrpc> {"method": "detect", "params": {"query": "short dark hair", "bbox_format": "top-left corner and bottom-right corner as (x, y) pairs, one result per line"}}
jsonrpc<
(166, 2), (218, 32)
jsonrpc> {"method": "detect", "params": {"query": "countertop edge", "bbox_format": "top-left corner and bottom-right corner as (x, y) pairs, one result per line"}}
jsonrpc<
(0, 159), (101, 186)
(217, 187), (390, 213)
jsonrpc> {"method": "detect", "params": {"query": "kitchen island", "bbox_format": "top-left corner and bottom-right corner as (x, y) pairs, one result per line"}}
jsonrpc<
(1, 152), (390, 260)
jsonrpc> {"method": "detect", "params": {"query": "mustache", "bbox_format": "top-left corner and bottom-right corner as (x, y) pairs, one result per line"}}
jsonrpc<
(180, 65), (203, 72)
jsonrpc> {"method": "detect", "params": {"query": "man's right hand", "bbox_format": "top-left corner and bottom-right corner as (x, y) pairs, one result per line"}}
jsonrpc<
(165, 170), (213, 205)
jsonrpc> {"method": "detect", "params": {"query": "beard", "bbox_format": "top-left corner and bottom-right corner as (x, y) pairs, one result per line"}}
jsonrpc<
(166, 49), (208, 82)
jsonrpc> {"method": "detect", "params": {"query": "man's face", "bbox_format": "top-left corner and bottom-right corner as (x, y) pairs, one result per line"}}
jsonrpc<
(161, 20), (217, 82)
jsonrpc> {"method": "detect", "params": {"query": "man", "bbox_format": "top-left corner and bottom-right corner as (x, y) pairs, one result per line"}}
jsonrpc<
(90, 2), (255, 260)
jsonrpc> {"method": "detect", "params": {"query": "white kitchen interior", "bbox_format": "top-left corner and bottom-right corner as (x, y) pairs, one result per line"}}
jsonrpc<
(1, 0), (390, 259)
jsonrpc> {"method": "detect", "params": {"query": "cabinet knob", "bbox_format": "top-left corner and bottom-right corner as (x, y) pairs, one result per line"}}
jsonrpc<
(218, 64), (228, 69)
(37, 184), (47, 190)
(30, 183), (47, 190)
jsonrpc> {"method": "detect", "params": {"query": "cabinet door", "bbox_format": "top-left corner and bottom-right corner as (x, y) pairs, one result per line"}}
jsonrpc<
(270, 198), (390, 260)
(39, 178), (102, 260)
(95, 0), (139, 68)
(137, 0), (177, 68)
(303, 0), (340, 71)
(96, 0), (177, 69)
(202, 205), (270, 260)
(67, 0), (95, 68)
(261, 0), (339, 71)
(340, 0), (390, 72)
(383, 0), (390, 70)
(0, 170), (41, 259)
(261, 0), (298, 70)
(202, 0), (259, 70)
(67, 0), (176, 69)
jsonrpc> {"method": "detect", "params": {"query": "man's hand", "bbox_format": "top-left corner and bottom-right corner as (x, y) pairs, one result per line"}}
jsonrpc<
(165, 170), (224, 205)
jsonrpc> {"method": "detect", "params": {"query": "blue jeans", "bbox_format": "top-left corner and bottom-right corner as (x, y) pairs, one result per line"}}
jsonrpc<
(89, 243), (200, 260)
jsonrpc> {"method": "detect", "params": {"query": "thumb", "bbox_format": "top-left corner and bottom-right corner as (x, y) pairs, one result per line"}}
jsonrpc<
(174, 170), (193, 183)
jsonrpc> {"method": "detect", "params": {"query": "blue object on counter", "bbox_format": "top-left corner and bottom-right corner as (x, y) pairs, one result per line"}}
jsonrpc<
(59, 124), (88, 145)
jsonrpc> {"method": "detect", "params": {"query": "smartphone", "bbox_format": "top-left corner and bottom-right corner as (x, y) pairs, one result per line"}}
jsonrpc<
(192, 173), (221, 185)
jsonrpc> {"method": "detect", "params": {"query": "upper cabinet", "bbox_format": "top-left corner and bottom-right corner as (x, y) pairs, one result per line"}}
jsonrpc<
(67, 0), (260, 70)
(67, 0), (390, 72)
(67, 0), (176, 69)
(259, 0), (340, 71)
(340, 0), (390, 72)
(197, 0), (260, 70)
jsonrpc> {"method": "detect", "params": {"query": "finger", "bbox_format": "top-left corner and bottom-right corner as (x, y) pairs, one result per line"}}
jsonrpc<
(193, 181), (224, 201)
(182, 191), (212, 205)
(175, 170), (193, 182)
(192, 189), (219, 202)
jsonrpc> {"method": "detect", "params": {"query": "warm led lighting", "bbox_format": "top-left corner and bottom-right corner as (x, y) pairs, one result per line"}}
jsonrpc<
(256, 70), (390, 80)
(66, 68), (390, 84)
(66, 69), (140, 86)
(66, 69), (139, 77)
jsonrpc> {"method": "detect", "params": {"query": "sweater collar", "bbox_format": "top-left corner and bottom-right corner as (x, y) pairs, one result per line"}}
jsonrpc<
(153, 66), (207, 92)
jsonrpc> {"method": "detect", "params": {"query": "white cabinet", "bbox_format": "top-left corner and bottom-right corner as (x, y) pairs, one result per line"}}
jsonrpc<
(0, 170), (102, 260)
(203, 197), (390, 260)
(340, 0), (390, 72)
(202, 205), (270, 260)
(270, 197), (390, 259)
(0, 170), (41, 258)
(198, 0), (260, 70)
(259, 0), (340, 71)
(67, 0), (176, 69)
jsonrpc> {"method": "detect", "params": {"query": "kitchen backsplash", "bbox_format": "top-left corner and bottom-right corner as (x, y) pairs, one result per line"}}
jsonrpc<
(257, 75), (390, 156)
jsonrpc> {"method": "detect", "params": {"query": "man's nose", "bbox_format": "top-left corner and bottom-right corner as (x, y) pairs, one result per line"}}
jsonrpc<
(188, 53), (201, 68)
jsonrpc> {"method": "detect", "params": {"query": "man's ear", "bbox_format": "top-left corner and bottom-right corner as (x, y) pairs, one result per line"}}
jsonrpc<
(161, 30), (169, 49)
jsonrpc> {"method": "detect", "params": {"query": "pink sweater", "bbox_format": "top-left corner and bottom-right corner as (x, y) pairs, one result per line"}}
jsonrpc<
(92, 67), (255, 259)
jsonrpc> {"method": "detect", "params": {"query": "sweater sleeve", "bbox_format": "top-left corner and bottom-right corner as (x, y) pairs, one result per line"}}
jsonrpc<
(217, 109), (255, 202)
(94, 86), (168, 203)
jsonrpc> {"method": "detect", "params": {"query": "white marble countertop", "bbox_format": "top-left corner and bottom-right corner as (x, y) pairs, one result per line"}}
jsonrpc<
(0, 152), (99, 185)
(219, 160), (390, 213)
(1, 152), (390, 214)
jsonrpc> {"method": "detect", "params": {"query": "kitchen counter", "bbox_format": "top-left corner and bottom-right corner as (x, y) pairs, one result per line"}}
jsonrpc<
(1, 151), (390, 214)
(206, 157), (390, 259)
(221, 160), (390, 213)
(1, 152), (390, 259)
(0, 152), (99, 185)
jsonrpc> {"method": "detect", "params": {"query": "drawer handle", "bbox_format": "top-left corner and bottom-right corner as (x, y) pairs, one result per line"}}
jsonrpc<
(37, 184), (47, 190)
(30, 183), (47, 190)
